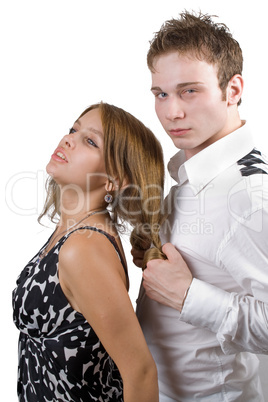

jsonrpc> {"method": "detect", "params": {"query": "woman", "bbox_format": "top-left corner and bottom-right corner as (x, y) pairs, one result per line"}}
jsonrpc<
(13, 102), (166, 401)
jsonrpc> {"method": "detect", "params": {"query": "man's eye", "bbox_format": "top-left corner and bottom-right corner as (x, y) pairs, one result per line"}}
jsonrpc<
(69, 128), (76, 134)
(182, 89), (196, 95)
(157, 92), (167, 99)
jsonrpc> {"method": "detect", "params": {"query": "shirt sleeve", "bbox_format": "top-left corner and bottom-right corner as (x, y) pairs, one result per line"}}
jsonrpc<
(180, 205), (268, 355)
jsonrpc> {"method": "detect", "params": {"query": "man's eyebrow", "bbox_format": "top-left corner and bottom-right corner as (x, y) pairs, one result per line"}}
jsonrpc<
(151, 86), (163, 92)
(151, 81), (203, 92)
(176, 81), (203, 89)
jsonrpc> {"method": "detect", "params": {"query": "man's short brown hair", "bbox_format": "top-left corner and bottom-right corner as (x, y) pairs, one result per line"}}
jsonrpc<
(147, 11), (243, 103)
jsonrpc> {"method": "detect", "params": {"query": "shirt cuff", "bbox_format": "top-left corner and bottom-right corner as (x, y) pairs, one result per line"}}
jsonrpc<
(179, 278), (232, 333)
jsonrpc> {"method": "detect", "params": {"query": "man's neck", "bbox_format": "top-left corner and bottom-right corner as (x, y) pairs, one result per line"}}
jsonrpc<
(184, 116), (244, 161)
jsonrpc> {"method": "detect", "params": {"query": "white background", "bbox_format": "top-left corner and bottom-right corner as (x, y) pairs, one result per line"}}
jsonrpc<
(2, 0), (268, 399)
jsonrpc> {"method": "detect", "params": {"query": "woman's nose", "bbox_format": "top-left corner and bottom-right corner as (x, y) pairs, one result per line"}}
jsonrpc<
(61, 133), (76, 149)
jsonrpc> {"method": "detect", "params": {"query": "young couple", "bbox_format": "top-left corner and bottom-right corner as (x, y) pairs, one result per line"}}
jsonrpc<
(13, 10), (268, 401)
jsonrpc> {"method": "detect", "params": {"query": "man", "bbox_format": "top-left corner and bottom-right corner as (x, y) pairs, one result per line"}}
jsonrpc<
(135, 11), (268, 401)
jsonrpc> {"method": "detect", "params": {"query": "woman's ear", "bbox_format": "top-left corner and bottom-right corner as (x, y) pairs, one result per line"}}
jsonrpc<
(105, 177), (129, 192)
(105, 181), (114, 193)
(227, 74), (244, 106)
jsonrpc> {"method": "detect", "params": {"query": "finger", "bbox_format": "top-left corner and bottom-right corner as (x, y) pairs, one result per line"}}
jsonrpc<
(146, 257), (164, 271)
(162, 243), (182, 262)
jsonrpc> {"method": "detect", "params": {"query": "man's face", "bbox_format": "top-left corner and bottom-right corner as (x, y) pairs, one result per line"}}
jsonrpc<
(151, 52), (230, 159)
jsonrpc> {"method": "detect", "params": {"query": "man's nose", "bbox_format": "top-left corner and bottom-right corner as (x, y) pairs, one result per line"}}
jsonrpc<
(166, 98), (185, 121)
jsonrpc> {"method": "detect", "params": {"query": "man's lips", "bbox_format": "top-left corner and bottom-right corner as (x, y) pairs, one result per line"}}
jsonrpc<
(169, 128), (190, 137)
(51, 148), (68, 162)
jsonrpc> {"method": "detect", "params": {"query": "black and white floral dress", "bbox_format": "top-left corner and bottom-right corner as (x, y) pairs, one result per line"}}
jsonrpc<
(13, 227), (127, 401)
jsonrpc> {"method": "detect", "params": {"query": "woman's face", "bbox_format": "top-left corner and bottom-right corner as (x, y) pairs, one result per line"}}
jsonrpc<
(46, 108), (107, 194)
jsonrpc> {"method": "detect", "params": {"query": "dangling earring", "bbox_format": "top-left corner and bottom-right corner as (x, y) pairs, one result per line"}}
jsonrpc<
(105, 180), (115, 203)
(104, 192), (113, 203)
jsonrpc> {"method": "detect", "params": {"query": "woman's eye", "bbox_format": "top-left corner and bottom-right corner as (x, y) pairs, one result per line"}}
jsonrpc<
(69, 128), (76, 134)
(87, 138), (98, 148)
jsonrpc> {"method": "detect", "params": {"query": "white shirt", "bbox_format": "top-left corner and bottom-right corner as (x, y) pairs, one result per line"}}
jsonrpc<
(136, 124), (268, 401)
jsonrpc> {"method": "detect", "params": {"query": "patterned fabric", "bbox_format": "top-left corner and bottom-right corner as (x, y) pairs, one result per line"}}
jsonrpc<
(238, 148), (268, 176)
(13, 226), (128, 401)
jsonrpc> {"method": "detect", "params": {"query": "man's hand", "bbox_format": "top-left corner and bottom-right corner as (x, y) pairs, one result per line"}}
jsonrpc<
(142, 243), (193, 311)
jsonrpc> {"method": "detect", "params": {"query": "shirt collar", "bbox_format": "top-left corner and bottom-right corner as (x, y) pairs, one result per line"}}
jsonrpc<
(168, 122), (255, 195)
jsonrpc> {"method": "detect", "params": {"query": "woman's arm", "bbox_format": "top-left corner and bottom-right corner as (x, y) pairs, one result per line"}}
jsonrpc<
(59, 230), (159, 402)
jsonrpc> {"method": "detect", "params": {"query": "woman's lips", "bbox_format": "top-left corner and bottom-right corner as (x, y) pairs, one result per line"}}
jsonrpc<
(51, 148), (68, 162)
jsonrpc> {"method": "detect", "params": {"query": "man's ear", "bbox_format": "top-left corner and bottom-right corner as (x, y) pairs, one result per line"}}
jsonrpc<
(227, 74), (244, 105)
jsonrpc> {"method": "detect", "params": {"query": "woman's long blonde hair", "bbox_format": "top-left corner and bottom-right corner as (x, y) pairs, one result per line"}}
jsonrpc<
(39, 102), (166, 267)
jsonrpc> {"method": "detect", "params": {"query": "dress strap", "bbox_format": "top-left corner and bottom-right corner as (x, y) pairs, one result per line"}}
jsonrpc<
(64, 226), (128, 280)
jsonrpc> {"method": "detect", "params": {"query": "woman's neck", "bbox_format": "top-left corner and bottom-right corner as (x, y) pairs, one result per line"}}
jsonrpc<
(58, 186), (106, 228)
